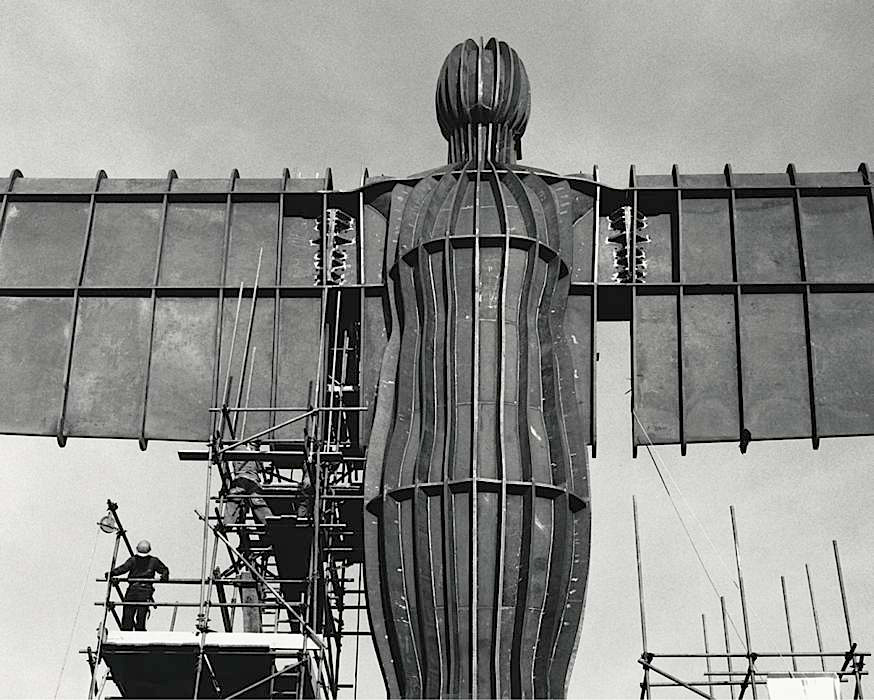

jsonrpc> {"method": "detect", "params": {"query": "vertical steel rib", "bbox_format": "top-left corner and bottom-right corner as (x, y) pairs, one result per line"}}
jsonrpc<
(525, 174), (570, 697)
(56, 168), (104, 446)
(501, 168), (539, 698)
(380, 176), (439, 696)
(137, 169), (176, 449)
(673, 165), (687, 456)
(410, 174), (453, 697)
(443, 162), (470, 696)
(590, 166), (600, 456)
(787, 163), (819, 448)
(470, 126), (482, 700)
(724, 164), (748, 451)
(629, 166), (639, 457)
(269, 168), (289, 437)
(488, 158), (510, 699)
(363, 184), (409, 699)
(214, 169), (237, 437)
(525, 216), (553, 699)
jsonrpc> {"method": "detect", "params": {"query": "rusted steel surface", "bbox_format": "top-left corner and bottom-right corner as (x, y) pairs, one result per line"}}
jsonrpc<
(363, 41), (594, 696)
(628, 164), (874, 449)
(1, 35), (874, 700)
(363, 163), (593, 698)
(0, 173), (338, 443)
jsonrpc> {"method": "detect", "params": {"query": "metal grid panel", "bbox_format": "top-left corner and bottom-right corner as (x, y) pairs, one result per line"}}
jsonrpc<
(629, 165), (874, 450)
(0, 174), (381, 446)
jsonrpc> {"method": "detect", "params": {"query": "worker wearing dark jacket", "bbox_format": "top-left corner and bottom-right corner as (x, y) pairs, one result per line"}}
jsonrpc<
(108, 539), (169, 631)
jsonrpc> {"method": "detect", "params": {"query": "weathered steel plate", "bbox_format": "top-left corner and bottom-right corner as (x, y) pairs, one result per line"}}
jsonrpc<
(0, 201), (89, 286)
(0, 297), (71, 435)
(65, 297), (152, 437)
(809, 292), (874, 436)
(83, 202), (162, 287)
(631, 175), (874, 450)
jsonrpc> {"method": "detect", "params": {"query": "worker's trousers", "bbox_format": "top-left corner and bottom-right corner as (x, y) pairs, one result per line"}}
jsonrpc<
(223, 477), (272, 527)
(121, 586), (153, 631)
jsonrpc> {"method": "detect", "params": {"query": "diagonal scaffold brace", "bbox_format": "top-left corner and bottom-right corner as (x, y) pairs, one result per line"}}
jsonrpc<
(193, 510), (328, 651)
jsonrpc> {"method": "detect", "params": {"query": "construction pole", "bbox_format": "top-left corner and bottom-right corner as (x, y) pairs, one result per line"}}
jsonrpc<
(730, 505), (757, 699)
(702, 613), (714, 698)
(232, 247), (263, 437)
(834, 540), (854, 649)
(222, 281), (245, 421)
(780, 576), (799, 672)
(194, 510), (327, 653)
(721, 596), (736, 700)
(805, 564), (827, 672)
(106, 500), (134, 557)
(193, 445), (216, 698)
(633, 496), (651, 700)
(833, 540), (863, 698)
(89, 530), (121, 700)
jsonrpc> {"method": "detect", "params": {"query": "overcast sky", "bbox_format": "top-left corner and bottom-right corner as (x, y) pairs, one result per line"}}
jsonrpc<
(1, 2), (873, 698)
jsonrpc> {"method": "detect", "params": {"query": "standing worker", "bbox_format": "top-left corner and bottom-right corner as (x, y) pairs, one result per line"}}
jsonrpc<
(223, 441), (273, 548)
(107, 540), (169, 631)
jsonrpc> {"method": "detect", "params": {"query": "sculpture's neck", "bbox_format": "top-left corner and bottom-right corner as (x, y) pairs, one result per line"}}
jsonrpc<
(446, 122), (519, 165)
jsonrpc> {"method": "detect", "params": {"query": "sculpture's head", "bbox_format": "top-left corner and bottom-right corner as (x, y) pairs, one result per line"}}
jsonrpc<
(435, 37), (531, 165)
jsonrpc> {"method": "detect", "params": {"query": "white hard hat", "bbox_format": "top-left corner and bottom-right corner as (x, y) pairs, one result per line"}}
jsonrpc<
(136, 540), (152, 556)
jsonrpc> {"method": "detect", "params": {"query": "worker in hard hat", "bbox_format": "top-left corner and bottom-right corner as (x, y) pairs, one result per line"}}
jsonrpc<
(222, 441), (273, 548)
(106, 539), (170, 631)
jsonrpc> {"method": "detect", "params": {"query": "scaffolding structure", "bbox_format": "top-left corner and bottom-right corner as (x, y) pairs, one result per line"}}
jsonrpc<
(633, 497), (868, 699)
(84, 271), (371, 698)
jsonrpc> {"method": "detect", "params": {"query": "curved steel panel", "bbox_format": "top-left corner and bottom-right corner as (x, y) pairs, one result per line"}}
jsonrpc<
(364, 162), (591, 698)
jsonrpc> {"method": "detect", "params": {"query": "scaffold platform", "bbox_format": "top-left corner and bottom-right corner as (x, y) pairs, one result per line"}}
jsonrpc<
(101, 631), (324, 699)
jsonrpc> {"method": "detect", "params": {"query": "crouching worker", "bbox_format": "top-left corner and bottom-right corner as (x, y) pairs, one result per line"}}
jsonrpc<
(107, 539), (169, 631)
(223, 442), (273, 547)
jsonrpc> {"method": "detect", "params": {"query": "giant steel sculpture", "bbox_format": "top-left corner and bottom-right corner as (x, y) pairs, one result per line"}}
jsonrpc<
(3, 30), (874, 700)
(363, 38), (592, 699)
